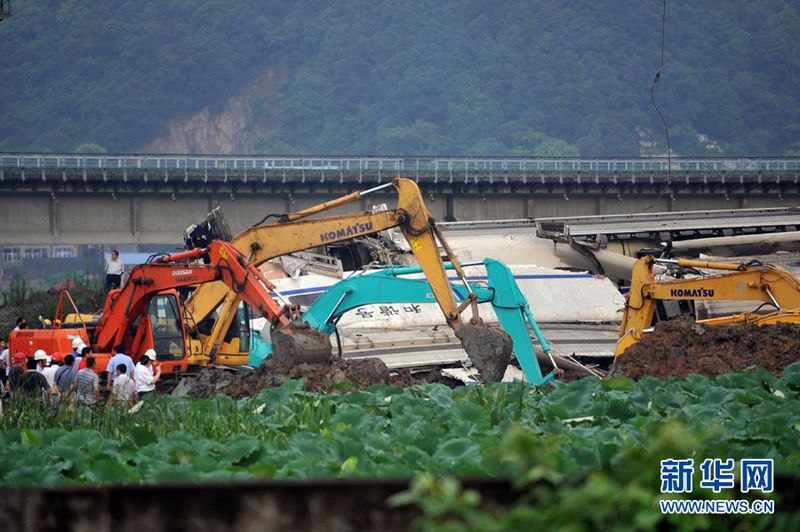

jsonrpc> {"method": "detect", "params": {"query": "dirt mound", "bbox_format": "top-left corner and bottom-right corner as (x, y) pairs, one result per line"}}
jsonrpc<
(611, 317), (800, 380)
(174, 356), (465, 399)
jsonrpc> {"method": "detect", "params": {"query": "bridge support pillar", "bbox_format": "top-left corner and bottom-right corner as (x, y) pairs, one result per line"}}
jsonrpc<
(445, 194), (455, 221)
(524, 196), (534, 218)
(49, 196), (60, 241)
(130, 197), (142, 240)
(595, 196), (606, 215)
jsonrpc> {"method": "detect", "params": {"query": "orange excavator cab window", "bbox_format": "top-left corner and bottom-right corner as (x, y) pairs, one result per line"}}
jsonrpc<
(148, 293), (186, 361)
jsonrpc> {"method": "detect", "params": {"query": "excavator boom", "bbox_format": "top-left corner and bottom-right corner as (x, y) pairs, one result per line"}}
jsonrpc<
(185, 178), (510, 375)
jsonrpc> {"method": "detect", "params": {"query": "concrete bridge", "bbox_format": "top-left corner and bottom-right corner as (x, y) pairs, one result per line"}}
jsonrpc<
(1, 154), (799, 245)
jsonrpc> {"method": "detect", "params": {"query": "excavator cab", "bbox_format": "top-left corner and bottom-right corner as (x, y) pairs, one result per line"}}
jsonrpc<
(125, 290), (190, 373)
(147, 293), (189, 361)
(199, 301), (252, 365)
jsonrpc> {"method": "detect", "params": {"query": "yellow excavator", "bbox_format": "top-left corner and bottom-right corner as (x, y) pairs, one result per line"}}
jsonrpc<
(616, 255), (800, 356)
(183, 178), (512, 379)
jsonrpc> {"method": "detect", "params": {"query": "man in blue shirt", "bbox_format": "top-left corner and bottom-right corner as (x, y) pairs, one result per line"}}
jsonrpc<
(106, 345), (135, 391)
(54, 354), (76, 395)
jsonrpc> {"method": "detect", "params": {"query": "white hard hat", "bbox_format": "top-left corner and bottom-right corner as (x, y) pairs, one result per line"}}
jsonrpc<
(144, 349), (157, 360)
(72, 338), (86, 349)
(33, 349), (48, 361)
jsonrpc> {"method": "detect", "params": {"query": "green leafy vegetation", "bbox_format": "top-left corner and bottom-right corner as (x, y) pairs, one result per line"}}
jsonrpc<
(2, 364), (798, 487)
(1, 1), (799, 156)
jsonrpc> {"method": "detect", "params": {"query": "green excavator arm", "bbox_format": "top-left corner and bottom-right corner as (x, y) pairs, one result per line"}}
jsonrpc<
(254, 258), (556, 385)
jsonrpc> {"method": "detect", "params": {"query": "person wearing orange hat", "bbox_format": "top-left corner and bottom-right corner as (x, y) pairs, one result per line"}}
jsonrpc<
(8, 353), (27, 391)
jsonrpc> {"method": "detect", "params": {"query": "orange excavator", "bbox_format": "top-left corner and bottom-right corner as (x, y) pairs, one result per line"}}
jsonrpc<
(9, 240), (329, 373)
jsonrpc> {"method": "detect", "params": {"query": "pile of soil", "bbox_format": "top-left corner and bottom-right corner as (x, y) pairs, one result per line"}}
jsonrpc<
(173, 356), (463, 399)
(611, 316), (800, 380)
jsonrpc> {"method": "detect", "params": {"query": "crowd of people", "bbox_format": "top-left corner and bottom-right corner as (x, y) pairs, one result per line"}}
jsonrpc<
(0, 323), (162, 411)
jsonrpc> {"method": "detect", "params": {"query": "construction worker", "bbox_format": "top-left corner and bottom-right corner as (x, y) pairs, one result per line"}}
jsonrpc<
(75, 346), (92, 370)
(69, 338), (86, 380)
(133, 349), (161, 398)
(105, 249), (124, 291)
(33, 349), (49, 374)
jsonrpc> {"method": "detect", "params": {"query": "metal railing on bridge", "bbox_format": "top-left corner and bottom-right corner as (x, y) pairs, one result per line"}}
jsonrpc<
(2, 154), (800, 175)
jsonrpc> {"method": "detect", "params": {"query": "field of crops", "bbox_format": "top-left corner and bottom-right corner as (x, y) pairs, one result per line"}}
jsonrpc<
(2, 363), (799, 528)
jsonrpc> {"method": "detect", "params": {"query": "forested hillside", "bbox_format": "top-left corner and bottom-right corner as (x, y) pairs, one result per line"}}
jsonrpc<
(1, 0), (798, 156)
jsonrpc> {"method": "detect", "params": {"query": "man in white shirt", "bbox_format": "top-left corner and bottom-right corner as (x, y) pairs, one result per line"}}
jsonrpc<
(0, 339), (8, 382)
(110, 365), (137, 407)
(133, 349), (161, 397)
(105, 249), (124, 291)
(33, 349), (60, 401)
(33, 349), (49, 374)
(42, 352), (63, 401)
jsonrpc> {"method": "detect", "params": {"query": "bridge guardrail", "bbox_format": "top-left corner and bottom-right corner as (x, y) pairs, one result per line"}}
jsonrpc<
(2, 154), (800, 174)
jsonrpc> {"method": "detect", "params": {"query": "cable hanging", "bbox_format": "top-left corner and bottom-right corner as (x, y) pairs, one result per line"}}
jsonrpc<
(644, 0), (671, 212)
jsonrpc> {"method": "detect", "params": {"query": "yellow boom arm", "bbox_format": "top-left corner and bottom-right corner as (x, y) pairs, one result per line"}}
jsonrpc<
(616, 256), (800, 356)
(185, 178), (474, 363)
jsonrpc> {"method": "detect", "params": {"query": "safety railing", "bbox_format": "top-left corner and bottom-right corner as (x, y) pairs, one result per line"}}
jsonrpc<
(1, 154), (799, 173)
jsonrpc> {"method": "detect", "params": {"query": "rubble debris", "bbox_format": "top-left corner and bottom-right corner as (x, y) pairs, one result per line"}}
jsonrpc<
(174, 356), (465, 399)
(610, 316), (800, 380)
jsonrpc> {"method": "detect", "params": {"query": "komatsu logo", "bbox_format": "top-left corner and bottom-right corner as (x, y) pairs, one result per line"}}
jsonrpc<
(670, 288), (715, 298)
(171, 269), (193, 276)
(320, 222), (374, 242)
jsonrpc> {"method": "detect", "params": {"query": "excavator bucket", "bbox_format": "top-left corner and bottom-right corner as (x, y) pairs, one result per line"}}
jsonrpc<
(456, 324), (513, 382)
(270, 324), (333, 365)
(184, 207), (234, 250)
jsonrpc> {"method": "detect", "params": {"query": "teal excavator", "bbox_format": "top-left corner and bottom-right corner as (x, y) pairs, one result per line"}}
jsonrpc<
(252, 258), (559, 386)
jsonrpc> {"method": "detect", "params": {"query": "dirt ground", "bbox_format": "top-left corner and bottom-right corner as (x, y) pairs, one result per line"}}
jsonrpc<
(172, 356), (463, 399)
(611, 317), (800, 380)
